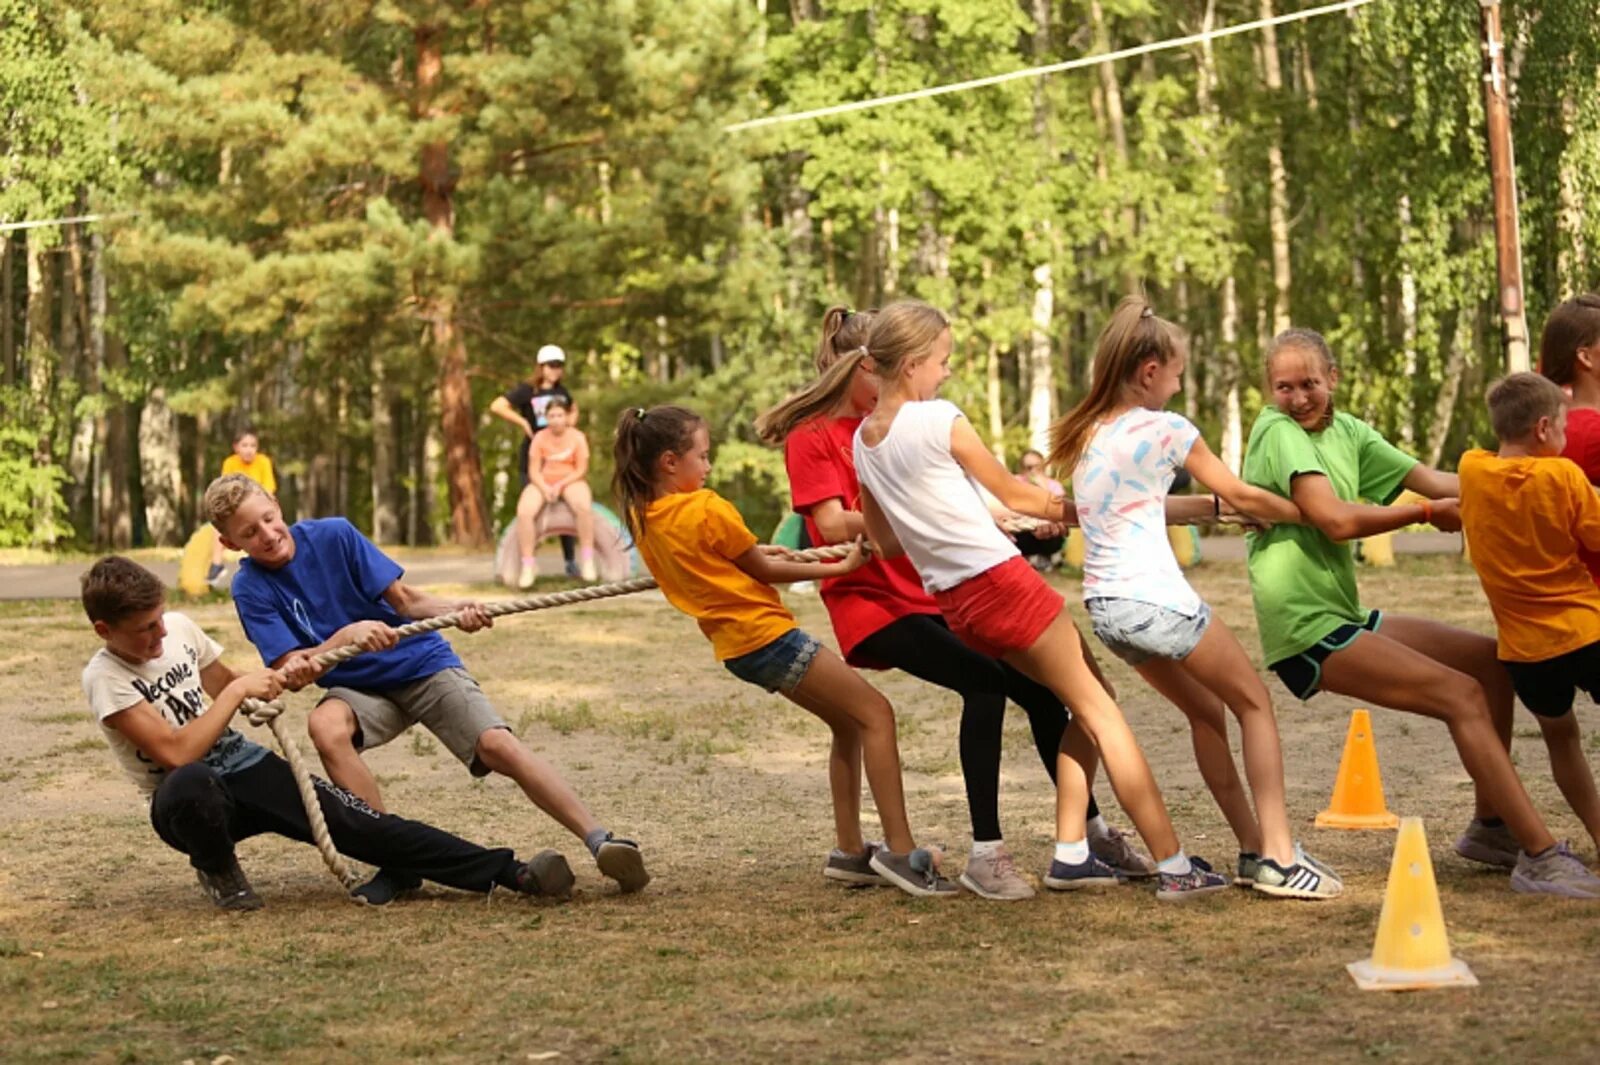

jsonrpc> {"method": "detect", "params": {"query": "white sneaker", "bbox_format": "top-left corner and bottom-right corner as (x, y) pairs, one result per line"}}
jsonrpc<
(959, 845), (1035, 901)
(517, 562), (537, 590)
(579, 557), (598, 582)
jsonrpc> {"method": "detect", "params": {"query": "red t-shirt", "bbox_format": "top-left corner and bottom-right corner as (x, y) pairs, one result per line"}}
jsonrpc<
(1561, 405), (1600, 585)
(785, 415), (941, 666)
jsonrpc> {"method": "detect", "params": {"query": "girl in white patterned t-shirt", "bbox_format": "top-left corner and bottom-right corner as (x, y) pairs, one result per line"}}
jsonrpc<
(1050, 296), (1339, 900)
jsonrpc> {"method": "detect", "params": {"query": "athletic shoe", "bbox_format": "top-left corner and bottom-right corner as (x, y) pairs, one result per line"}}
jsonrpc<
(595, 837), (650, 894)
(1042, 853), (1119, 891)
(824, 843), (887, 887)
(517, 561), (538, 591)
(196, 857), (264, 912)
(1235, 852), (1261, 887)
(1252, 857), (1342, 900)
(959, 845), (1035, 900)
(350, 868), (423, 906)
(869, 847), (961, 898)
(1156, 856), (1229, 902)
(1510, 842), (1600, 898)
(579, 557), (598, 582)
(564, 559), (582, 579)
(206, 562), (229, 590)
(1089, 824), (1158, 880)
(1455, 818), (1520, 869)
(1294, 842), (1342, 888)
(514, 849), (575, 900)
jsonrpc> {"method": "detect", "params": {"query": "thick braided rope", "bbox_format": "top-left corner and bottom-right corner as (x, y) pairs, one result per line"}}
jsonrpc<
(240, 542), (858, 888)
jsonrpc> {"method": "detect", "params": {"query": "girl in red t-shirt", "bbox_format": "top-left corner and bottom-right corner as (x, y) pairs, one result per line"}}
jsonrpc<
(756, 307), (1155, 901)
(1538, 293), (1600, 584)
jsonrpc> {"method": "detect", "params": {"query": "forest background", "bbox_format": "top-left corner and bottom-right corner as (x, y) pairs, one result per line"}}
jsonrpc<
(2, 0), (1597, 551)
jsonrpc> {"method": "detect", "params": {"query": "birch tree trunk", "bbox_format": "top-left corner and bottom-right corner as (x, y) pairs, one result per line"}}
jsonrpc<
(65, 223), (96, 531)
(1, 236), (12, 387)
(26, 230), (57, 543)
(1091, 0), (1138, 294)
(1197, 1), (1244, 472)
(138, 388), (183, 546)
(1397, 195), (1418, 450)
(371, 351), (401, 544)
(1028, 263), (1055, 455)
(1259, 0), (1292, 334)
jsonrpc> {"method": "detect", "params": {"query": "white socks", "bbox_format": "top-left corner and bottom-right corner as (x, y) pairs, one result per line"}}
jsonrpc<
(1053, 839), (1090, 864)
(1156, 849), (1193, 876)
(970, 839), (1004, 859)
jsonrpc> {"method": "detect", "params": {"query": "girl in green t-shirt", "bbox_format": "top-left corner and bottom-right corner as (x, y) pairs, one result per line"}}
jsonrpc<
(1242, 328), (1600, 897)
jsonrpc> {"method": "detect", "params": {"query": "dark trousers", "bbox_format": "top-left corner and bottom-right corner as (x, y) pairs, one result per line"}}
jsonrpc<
(854, 614), (1101, 841)
(149, 755), (520, 892)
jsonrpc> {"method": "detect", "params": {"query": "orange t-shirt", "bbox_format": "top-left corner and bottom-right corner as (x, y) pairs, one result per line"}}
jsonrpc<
(529, 427), (589, 486)
(221, 452), (276, 494)
(1459, 449), (1600, 662)
(636, 489), (796, 660)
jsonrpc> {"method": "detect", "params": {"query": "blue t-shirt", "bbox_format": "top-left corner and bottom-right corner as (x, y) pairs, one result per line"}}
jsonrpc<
(232, 518), (462, 690)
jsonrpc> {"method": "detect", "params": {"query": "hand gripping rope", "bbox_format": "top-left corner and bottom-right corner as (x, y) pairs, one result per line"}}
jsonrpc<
(234, 543), (863, 890)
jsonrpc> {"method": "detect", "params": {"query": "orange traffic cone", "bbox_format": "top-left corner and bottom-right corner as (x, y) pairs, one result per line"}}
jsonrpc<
(1348, 817), (1478, 991)
(1316, 709), (1401, 829)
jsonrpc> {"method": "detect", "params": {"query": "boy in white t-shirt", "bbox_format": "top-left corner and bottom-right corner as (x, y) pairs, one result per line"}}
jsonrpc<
(79, 556), (576, 910)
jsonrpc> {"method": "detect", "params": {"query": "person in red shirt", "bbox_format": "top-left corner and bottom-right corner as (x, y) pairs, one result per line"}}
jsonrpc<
(1537, 292), (1600, 583)
(756, 307), (1155, 901)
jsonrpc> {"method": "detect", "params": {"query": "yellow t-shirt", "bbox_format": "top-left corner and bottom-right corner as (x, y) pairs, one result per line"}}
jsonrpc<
(222, 453), (277, 495)
(1459, 449), (1600, 661)
(637, 489), (796, 660)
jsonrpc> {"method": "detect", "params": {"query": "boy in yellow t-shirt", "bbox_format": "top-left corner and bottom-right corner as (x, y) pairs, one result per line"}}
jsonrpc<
(1460, 372), (1600, 857)
(210, 429), (277, 586)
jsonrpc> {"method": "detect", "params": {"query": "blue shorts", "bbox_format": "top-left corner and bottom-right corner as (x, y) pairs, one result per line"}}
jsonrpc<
(724, 628), (822, 694)
(1269, 611), (1383, 701)
(1086, 597), (1212, 666)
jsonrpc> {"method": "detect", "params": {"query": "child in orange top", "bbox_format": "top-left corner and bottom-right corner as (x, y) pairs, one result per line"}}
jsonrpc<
(210, 429), (276, 586)
(1460, 372), (1600, 856)
(613, 403), (957, 898)
(517, 399), (597, 586)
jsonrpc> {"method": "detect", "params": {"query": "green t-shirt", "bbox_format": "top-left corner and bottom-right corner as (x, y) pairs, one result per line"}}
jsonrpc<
(1242, 408), (1418, 664)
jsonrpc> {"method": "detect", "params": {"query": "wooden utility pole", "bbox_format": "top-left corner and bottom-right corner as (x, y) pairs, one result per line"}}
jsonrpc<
(1479, 1), (1530, 373)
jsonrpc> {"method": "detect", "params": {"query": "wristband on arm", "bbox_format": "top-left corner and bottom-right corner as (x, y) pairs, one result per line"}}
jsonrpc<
(1420, 499), (1433, 524)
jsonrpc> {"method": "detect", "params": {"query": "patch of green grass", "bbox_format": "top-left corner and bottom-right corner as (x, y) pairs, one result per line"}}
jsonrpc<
(408, 731), (438, 757)
(536, 699), (597, 736)
(24, 711), (85, 726)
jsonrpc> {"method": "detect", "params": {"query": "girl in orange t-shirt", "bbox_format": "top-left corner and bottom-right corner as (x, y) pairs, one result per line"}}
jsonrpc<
(612, 403), (956, 898)
(517, 399), (597, 586)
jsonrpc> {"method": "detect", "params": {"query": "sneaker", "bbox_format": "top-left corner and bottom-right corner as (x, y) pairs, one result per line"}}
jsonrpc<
(206, 562), (229, 590)
(1510, 842), (1600, 898)
(1042, 853), (1119, 891)
(196, 857), (264, 912)
(824, 843), (887, 887)
(1235, 851), (1261, 887)
(1155, 856), (1229, 902)
(1294, 842), (1342, 888)
(959, 845), (1035, 900)
(1089, 824), (1157, 880)
(1456, 818), (1520, 869)
(517, 561), (538, 591)
(564, 559), (582, 579)
(1252, 857), (1342, 900)
(869, 847), (961, 899)
(350, 868), (424, 906)
(513, 849), (575, 900)
(595, 837), (650, 894)
(579, 557), (598, 582)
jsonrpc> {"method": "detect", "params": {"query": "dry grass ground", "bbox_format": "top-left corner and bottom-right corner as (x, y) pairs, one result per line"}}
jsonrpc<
(4, 556), (1600, 1063)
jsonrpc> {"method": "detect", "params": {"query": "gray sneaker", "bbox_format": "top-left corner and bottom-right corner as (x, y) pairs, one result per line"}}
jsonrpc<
(514, 849), (576, 900)
(869, 847), (961, 899)
(1235, 852), (1261, 887)
(196, 856), (263, 912)
(824, 843), (887, 887)
(1089, 824), (1158, 880)
(1252, 857), (1342, 900)
(1456, 818), (1520, 869)
(595, 837), (650, 894)
(959, 845), (1035, 901)
(1510, 843), (1600, 898)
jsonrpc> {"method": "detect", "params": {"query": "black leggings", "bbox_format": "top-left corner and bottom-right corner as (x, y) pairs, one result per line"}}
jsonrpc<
(853, 613), (1100, 841)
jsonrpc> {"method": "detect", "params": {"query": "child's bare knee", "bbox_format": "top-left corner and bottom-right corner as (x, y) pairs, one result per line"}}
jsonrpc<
(1537, 711), (1580, 741)
(307, 703), (355, 751)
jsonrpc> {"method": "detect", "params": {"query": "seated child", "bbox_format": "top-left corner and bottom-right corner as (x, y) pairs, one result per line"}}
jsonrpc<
(209, 428), (276, 587)
(518, 399), (598, 586)
(203, 474), (648, 901)
(1011, 449), (1065, 571)
(79, 556), (576, 910)
(1460, 372), (1600, 857)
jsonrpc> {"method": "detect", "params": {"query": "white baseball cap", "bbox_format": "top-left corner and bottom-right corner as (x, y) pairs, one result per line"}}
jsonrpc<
(536, 344), (566, 365)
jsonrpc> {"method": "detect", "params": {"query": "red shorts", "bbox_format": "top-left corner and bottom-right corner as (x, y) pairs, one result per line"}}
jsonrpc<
(932, 556), (1064, 660)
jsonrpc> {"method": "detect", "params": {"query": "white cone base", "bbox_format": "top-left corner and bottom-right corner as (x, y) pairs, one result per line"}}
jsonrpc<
(1347, 956), (1478, 992)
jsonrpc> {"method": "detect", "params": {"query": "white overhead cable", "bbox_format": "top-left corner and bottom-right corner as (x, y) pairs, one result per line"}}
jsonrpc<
(0, 211), (139, 234)
(725, 0), (1377, 133)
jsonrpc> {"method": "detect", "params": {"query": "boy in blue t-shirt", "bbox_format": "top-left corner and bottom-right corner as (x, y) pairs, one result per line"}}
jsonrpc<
(204, 474), (648, 899)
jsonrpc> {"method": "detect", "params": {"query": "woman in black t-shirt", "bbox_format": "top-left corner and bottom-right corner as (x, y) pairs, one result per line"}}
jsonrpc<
(489, 344), (579, 577)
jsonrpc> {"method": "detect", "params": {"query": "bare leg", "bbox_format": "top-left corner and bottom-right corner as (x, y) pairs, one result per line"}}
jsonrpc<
(561, 480), (597, 556)
(514, 483), (547, 560)
(1004, 612), (1181, 861)
(1537, 712), (1600, 853)
(473, 728), (600, 840)
(1054, 720), (1096, 842)
(308, 699), (387, 813)
(1319, 629), (1556, 856)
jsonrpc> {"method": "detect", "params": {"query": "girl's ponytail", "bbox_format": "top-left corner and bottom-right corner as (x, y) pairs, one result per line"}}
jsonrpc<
(612, 404), (703, 538)
(755, 306), (878, 443)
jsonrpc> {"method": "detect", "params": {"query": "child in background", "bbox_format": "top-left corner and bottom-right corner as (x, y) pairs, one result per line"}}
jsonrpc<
(1243, 328), (1600, 897)
(756, 307), (1154, 901)
(490, 344), (582, 580)
(1534, 293), (1600, 584)
(853, 299), (1228, 900)
(208, 429), (276, 587)
(1052, 298), (1339, 899)
(1012, 450), (1066, 571)
(1460, 372), (1600, 858)
(518, 399), (598, 586)
(613, 403), (957, 898)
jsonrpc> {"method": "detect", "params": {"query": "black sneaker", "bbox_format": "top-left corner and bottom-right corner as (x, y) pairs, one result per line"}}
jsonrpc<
(350, 868), (424, 906)
(514, 849), (576, 900)
(196, 857), (264, 912)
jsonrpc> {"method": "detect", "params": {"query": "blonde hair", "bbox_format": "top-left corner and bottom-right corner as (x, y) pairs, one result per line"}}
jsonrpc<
(754, 306), (877, 444)
(864, 300), (950, 381)
(204, 474), (271, 530)
(1049, 297), (1185, 472)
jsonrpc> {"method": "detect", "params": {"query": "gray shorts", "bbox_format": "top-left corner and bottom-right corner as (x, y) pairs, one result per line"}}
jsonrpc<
(319, 667), (508, 777)
(1086, 597), (1212, 666)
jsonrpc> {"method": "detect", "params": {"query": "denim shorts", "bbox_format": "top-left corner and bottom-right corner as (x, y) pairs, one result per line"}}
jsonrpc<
(1085, 597), (1212, 666)
(724, 628), (823, 694)
(1268, 610), (1383, 701)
